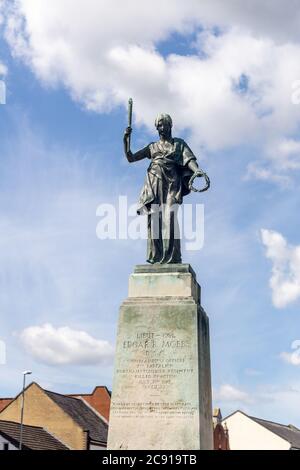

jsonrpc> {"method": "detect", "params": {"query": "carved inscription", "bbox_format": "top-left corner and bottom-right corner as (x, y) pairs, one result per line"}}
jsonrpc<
(111, 330), (197, 419)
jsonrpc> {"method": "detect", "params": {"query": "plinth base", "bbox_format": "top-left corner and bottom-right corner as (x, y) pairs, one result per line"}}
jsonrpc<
(107, 264), (213, 450)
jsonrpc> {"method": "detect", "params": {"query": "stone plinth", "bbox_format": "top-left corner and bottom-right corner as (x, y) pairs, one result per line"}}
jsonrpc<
(107, 264), (213, 450)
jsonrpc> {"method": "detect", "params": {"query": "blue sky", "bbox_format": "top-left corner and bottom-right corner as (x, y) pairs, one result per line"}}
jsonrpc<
(1, 0), (300, 426)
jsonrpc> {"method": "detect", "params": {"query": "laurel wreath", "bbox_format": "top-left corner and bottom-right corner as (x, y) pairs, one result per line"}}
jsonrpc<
(188, 172), (210, 193)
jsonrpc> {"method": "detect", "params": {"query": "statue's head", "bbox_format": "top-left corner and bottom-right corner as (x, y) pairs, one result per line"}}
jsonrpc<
(155, 113), (172, 138)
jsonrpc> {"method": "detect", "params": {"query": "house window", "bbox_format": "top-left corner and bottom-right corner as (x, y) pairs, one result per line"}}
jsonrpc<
(3, 443), (9, 450)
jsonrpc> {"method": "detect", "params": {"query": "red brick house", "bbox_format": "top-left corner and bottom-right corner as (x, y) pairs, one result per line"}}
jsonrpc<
(69, 386), (111, 421)
(213, 408), (230, 450)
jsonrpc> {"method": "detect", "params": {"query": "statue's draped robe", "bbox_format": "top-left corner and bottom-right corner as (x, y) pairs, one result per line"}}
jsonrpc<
(136, 138), (196, 264)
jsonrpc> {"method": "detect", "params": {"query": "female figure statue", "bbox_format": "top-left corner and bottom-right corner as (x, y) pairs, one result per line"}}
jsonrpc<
(124, 113), (210, 264)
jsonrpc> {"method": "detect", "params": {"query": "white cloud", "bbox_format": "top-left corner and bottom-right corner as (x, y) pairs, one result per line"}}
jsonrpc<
(0, 62), (6, 76)
(0, 0), (5, 24)
(245, 163), (292, 188)
(3, 0), (300, 175)
(254, 385), (300, 426)
(0, 2), (8, 98)
(219, 383), (300, 426)
(261, 229), (300, 308)
(268, 139), (300, 171)
(280, 340), (300, 365)
(245, 137), (300, 186)
(215, 382), (300, 427)
(214, 384), (253, 404)
(19, 323), (114, 366)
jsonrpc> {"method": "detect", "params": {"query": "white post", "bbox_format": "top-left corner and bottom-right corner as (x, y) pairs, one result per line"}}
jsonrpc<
(19, 371), (32, 450)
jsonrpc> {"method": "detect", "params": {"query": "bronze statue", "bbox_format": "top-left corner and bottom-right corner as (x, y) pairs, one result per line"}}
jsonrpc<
(124, 99), (210, 264)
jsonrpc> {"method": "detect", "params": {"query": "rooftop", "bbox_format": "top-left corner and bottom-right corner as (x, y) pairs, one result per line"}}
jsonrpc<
(0, 419), (69, 450)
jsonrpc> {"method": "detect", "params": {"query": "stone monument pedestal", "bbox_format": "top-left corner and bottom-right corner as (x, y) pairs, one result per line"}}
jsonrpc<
(107, 264), (213, 450)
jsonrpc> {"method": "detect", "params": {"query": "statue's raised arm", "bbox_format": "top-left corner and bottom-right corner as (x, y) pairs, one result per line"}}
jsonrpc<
(123, 99), (150, 163)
